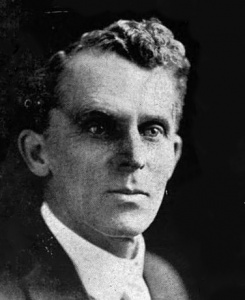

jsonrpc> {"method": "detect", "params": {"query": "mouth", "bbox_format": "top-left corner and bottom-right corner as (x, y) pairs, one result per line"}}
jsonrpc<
(107, 189), (149, 196)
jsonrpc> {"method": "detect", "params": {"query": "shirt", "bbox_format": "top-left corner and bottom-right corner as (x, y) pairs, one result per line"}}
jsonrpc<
(41, 202), (151, 300)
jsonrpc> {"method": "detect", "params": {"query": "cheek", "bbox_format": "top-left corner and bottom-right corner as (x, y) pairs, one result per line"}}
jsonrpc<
(61, 146), (107, 191)
(150, 145), (176, 180)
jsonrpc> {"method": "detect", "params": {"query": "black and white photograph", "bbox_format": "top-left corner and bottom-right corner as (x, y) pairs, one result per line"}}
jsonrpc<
(0, 0), (244, 299)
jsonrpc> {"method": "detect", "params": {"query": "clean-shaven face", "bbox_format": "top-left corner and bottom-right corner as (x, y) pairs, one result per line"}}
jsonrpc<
(45, 51), (182, 238)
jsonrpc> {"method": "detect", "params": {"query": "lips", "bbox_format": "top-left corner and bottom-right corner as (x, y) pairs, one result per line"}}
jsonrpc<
(107, 189), (149, 196)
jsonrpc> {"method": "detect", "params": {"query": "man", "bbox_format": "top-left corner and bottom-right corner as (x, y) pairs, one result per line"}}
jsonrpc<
(0, 18), (190, 299)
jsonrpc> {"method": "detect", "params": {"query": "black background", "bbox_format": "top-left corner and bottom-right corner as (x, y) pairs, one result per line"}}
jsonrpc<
(1, 0), (245, 299)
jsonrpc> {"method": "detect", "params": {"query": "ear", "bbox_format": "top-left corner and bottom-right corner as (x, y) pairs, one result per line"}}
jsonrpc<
(168, 134), (183, 179)
(173, 134), (182, 165)
(18, 129), (51, 177)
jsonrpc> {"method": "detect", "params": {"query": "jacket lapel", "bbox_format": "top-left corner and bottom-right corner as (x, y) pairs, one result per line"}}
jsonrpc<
(6, 210), (92, 300)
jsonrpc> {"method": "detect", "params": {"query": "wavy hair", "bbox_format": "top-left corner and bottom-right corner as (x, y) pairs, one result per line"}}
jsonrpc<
(0, 18), (190, 161)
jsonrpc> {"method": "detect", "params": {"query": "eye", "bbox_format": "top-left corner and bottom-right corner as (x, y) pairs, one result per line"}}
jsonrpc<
(87, 121), (107, 136)
(140, 125), (165, 138)
(68, 111), (118, 140)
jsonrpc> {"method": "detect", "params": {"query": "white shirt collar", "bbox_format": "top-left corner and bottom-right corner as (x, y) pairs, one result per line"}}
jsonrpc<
(41, 202), (151, 300)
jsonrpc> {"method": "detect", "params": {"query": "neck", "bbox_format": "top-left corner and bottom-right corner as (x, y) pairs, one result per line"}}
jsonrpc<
(72, 220), (138, 259)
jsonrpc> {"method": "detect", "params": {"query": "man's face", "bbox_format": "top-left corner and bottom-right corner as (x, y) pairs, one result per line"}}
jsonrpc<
(45, 51), (182, 238)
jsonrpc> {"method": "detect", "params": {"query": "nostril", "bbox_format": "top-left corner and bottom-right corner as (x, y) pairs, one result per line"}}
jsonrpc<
(122, 159), (144, 169)
(116, 152), (145, 171)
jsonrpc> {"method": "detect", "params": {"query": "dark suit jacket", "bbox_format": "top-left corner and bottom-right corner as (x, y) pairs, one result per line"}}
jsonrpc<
(0, 210), (189, 300)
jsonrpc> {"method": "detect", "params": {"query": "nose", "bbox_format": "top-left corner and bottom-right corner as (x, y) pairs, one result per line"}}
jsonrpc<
(112, 128), (146, 172)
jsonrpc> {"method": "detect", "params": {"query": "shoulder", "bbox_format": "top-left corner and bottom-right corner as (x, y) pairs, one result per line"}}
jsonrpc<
(145, 251), (183, 280)
(144, 251), (190, 300)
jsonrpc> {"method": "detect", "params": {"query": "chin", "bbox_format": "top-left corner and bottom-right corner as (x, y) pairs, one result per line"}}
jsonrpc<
(104, 217), (154, 238)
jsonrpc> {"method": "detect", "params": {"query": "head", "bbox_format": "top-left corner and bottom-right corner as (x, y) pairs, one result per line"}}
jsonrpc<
(1, 18), (190, 239)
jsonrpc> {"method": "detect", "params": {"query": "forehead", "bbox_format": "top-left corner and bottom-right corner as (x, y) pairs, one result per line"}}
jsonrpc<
(58, 51), (179, 120)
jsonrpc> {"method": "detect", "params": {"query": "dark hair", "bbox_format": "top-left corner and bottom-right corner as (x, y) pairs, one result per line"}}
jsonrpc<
(0, 18), (190, 160)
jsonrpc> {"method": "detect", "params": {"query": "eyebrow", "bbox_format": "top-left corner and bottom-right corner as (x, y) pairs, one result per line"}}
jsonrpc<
(66, 108), (119, 125)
